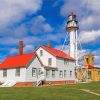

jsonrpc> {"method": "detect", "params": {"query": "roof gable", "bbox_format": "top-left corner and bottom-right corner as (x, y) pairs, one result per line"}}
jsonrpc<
(40, 46), (75, 61)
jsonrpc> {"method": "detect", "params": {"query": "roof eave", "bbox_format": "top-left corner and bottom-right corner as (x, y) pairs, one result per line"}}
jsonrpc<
(0, 66), (26, 69)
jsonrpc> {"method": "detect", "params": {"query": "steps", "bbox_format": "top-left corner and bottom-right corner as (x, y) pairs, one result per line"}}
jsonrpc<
(34, 74), (45, 86)
(0, 80), (16, 87)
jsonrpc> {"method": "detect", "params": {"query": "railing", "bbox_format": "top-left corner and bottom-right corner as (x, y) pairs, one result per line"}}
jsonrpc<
(34, 74), (45, 86)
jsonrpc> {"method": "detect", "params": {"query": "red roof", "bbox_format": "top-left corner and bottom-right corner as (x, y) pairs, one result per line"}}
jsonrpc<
(88, 65), (94, 69)
(68, 12), (76, 17)
(84, 65), (100, 69)
(0, 52), (35, 69)
(84, 65), (94, 69)
(0, 45), (75, 69)
(41, 46), (75, 61)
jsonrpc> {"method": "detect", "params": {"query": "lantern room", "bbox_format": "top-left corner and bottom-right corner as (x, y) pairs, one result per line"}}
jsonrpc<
(66, 12), (79, 32)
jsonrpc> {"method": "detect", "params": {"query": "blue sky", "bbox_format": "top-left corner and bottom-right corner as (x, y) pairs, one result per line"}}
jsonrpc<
(0, 0), (100, 66)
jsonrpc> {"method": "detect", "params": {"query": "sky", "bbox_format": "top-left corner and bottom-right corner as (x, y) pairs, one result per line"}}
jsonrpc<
(0, 0), (100, 66)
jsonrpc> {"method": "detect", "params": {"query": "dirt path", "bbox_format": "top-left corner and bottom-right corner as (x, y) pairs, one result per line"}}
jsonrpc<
(80, 89), (100, 96)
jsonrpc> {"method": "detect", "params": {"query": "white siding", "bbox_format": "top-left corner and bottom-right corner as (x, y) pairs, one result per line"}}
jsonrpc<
(36, 47), (56, 67)
(45, 57), (76, 81)
(0, 68), (26, 82)
(26, 56), (44, 82)
(0, 47), (76, 83)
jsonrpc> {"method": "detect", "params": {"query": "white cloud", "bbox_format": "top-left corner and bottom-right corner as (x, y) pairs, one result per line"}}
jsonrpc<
(24, 44), (34, 53)
(93, 49), (100, 56)
(80, 16), (94, 30)
(94, 56), (100, 67)
(13, 24), (28, 38)
(60, 0), (82, 17)
(43, 23), (53, 32)
(30, 15), (53, 34)
(0, 31), (64, 46)
(82, 0), (100, 13)
(60, 0), (100, 16)
(0, 15), (53, 38)
(0, 36), (41, 46)
(0, 25), (28, 38)
(0, 0), (42, 26)
(10, 44), (34, 55)
(0, 0), (44, 38)
(79, 30), (100, 44)
(55, 45), (70, 54)
(10, 48), (18, 55)
(92, 49), (100, 67)
(0, 32), (63, 46)
(0, 37), (19, 45)
(60, 0), (100, 32)
(80, 0), (100, 30)
(79, 15), (100, 30)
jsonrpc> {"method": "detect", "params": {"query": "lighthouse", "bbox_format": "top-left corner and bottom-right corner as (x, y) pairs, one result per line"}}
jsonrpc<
(66, 12), (79, 66)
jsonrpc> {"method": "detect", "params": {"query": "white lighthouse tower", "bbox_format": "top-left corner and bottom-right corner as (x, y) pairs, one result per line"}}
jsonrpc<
(66, 12), (79, 66)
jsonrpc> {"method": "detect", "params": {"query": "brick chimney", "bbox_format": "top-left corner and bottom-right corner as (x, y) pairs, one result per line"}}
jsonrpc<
(48, 42), (51, 47)
(19, 41), (23, 55)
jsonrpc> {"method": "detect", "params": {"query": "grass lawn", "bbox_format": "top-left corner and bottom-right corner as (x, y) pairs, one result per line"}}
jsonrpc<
(0, 82), (100, 100)
(92, 90), (100, 94)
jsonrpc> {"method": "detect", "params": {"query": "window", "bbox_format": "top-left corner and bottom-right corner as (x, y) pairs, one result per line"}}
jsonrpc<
(48, 58), (52, 66)
(32, 68), (36, 77)
(40, 50), (43, 56)
(88, 71), (92, 79)
(70, 71), (72, 77)
(59, 70), (63, 78)
(64, 70), (67, 78)
(64, 60), (69, 66)
(16, 68), (20, 77)
(3, 69), (7, 77)
(64, 59), (66, 65)
(52, 70), (55, 78)
(98, 71), (100, 75)
(38, 68), (41, 75)
(46, 70), (50, 78)
(86, 58), (89, 64)
(38, 68), (43, 75)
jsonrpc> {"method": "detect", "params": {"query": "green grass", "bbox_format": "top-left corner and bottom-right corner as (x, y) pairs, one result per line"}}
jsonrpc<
(92, 90), (100, 94)
(0, 82), (100, 100)
(64, 81), (100, 90)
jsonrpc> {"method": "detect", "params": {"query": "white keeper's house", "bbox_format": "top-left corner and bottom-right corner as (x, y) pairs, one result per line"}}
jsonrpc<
(0, 41), (76, 87)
